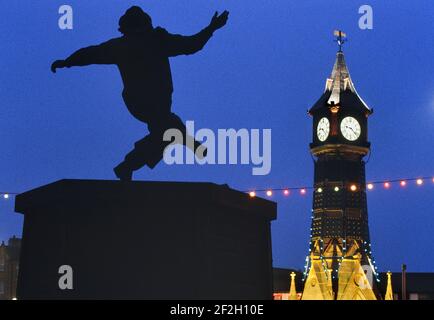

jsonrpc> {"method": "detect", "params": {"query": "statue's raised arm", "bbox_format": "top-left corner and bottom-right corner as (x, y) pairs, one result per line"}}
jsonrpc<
(158, 11), (229, 57)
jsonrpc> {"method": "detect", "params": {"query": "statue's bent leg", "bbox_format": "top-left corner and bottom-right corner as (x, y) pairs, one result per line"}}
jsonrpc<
(113, 114), (178, 180)
(114, 113), (207, 180)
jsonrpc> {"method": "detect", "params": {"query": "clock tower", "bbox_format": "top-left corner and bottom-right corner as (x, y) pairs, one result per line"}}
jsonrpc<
(301, 31), (380, 300)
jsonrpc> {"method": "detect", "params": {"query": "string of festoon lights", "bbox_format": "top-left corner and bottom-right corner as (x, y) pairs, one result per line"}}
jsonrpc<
(0, 192), (18, 199)
(246, 176), (434, 199)
(0, 176), (432, 201)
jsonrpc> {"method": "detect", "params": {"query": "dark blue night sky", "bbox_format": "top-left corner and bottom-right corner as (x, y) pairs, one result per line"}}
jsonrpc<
(0, 1), (433, 272)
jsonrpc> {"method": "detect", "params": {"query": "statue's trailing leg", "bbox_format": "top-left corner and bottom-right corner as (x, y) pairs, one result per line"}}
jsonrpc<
(114, 113), (207, 181)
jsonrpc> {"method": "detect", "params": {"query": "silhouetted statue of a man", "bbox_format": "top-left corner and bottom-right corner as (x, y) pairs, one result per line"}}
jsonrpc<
(51, 6), (229, 181)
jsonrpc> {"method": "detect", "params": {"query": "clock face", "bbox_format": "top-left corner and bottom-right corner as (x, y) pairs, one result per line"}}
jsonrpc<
(317, 117), (330, 142)
(340, 116), (361, 141)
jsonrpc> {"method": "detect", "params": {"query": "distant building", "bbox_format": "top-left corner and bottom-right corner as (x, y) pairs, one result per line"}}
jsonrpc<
(273, 268), (434, 300)
(273, 268), (303, 300)
(0, 236), (21, 300)
(378, 272), (434, 300)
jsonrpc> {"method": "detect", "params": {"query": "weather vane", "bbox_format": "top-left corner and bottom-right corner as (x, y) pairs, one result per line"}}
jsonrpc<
(334, 30), (347, 52)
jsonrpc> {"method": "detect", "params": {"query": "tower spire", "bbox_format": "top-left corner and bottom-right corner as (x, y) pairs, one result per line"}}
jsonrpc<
(309, 31), (372, 115)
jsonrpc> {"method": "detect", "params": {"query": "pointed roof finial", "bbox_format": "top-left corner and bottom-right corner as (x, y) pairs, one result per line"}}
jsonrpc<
(385, 271), (394, 300)
(289, 272), (298, 300)
(334, 30), (347, 52)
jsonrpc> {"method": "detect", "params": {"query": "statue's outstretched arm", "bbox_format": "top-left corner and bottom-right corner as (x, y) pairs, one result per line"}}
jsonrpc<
(51, 39), (119, 73)
(159, 10), (229, 57)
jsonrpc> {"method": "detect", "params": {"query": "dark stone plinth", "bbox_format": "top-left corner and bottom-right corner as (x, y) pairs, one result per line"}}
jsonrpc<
(15, 179), (276, 300)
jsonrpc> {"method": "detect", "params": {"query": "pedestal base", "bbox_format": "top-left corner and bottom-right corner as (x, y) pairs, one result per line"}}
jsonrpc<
(15, 179), (276, 300)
